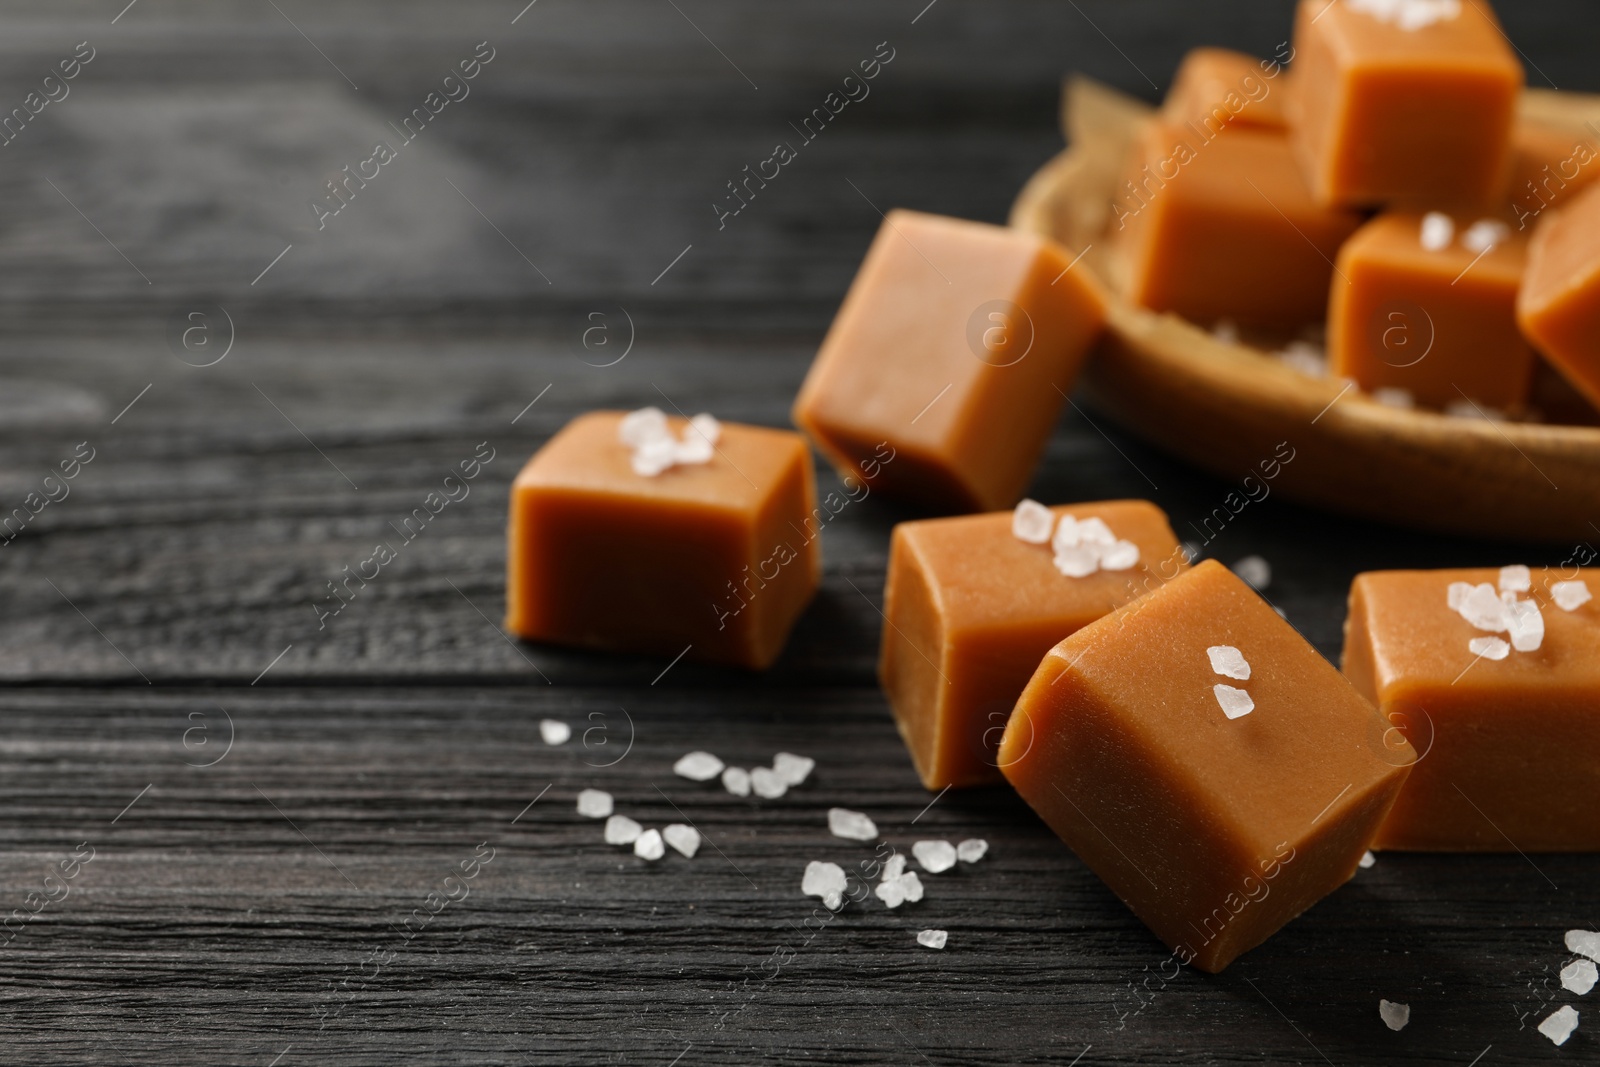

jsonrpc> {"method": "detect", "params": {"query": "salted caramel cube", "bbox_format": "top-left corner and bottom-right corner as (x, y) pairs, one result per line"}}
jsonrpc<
(880, 500), (1186, 791)
(1329, 211), (1534, 410)
(1287, 0), (1522, 207)
(1162, 48), (1288, 134)
(1518, 182), (1600, 410)
(505, 411), (820, 670)
(1000, 560), (1412, 973)
(791, 210), (1106, 513)
(1114, 120), (1363, 328)
(1506, 120), (1600, 233)
(1344, 568), (1600, 851)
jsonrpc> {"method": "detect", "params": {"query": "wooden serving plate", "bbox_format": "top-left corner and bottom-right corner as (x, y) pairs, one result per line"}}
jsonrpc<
(1011, 77), (1600, 542)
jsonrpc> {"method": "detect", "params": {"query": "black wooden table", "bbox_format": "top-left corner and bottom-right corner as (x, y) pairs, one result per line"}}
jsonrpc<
(1, 1), (1595, 1063)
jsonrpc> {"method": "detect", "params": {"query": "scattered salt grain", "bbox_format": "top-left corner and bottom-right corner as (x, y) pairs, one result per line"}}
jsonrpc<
(1462, 218), (1510, 254)
(828, 807), (878, 842)
(751, 767), (788, 799)
(1359, 850), (1376, 869)
(604, 814), (642, 846)
(1499, 564), (1532, 593)
(1567, 929), (1600, 963)
(899, 870), (925, 903)
(674, 750), (725, 782)
(1458, 583), (1509, 632)
(663, 823), (701, 858)
(1447, 581), (1473, 612)
(1232, 555), (1271, 590)
(619, 407), (669, 447)
(802, 860), (847, 911)
(1207, 645), (1251, 681)
(689, 412), (722, 446)
(1275, 340), (1328, 377)
(913, 840), (958, 875)
(634, 828), (665, 861)
(1379, 999), (1410, 1032)
(1562, 958), (1598, 996)
(1012, 499), (1055, 544)
(1051, 515), (1081, 552)
(875, 878), (907, 908)
(1053, 546), (1099, 578)
(1538, 1004), (1579, 1046)
(722, 767), (751, 797)
(772, 752), (815, 787)
(1422, 214), (1453, 254)
(957, 838), (989, 864)
(1553, 580), (1593, 612)
(1214, 683), (1255, 720)
(1076, 516), (1115, 545)
(1468, 636), (1510, 661)
(917, 929), (948, 950)
(1099, 540), (1141, 571)
(576, 789), (613, 819)
(1372, 386), (1415, 409)
(539, 719), (571, 746)
(1506, 600), (1544, 652)
(882, 853), (907, 882)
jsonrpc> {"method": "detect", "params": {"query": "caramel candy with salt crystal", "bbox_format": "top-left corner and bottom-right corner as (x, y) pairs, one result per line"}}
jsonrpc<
(879, 500), (1186, 791)
(1162, 48), (1288, 134)
(505, 411), (819, 670)
(1287, 0), (1522, 208)
(1517, 182), (1600, 411)
(1344, 568), (1600, 851)
(1113, 120), (1363, 328)
(791, 210), (1107, 514)
(1329, 212), (1534, 411)
(1000, 561), (1412, 972)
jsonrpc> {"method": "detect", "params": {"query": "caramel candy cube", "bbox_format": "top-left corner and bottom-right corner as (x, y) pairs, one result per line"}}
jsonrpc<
(1518, 182), (1600, 410)
(1162, 48), (1288, 134)
(1329, 212), (1534, 411)
(1114, 120), (1363, 328)
(1344, 568), (1600, 851)
(1000, 561), (1412, 972)
(1506, 120), (1600, 233)
(505, 411), (820, 670)
(1287, 0), (1522, 207)
(791, 210), (1107, 513)
(880, 500), (1186, 791)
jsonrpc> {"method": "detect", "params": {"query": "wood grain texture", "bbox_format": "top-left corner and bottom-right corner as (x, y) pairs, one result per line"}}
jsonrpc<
(0, 1), (1596, 1063)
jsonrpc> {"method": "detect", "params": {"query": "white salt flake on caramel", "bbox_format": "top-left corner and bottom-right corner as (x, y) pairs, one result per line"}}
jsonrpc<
(1213, 683), (1254, 720)
(1562, 958), (1598, 996)
(619, 406), (670, 447)
(1462, 218), (1510, 254)
(1446, 581), (1473, 611)
(663, 823), (701, 858)
(956, 838), (989, 863)
(721, 766), (751, 797)
(604, 814), (642, 845)
(750, 766), (787, 799)
(1506, 600), (1544, 652)
(1011, 499), (1054, 544)
(802, 860), (847, 911)
(539, 719), (571, 746)
(1553, 580), (1593, 612)
(1232, 555), (1271, 590)
(1359, 850), (1376, 869)
(1053, 545), (1099, 578)
(772, 751), (815, 786)
(1379, 999), (1410, 1032)
(828, 807), (877, 841)
(1538, 1005), (1579, 1046)
(576, 788), (613, 819)
(1567, 929), (1600, 963)
(1099, 540), (1141, 571)
(622, 406), (720, 476)
(917, 929), (948, 950)
(631, 435), (676, 477)
(1051, 514), (1082, 552)
(1468, 635), (1510, 660)
(689, 412), (721, 446)
(673, 751), (725, 782)
(1207, 645), (1251, 681)
(1350, 0), (1462, 31)
(1076, 516), (1115, 546)
(633, 827), (665, 861)
(673, 433), (714, 465)
(1458, 583), (1509, 632)
(1498, 564), (1532, 593)
(913, 840), (957, 874)
(1419, 211), (1455, 251)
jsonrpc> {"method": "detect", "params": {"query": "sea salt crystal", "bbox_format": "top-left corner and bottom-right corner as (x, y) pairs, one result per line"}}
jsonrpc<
(1553, 580), (1593, 612)
(913, 840), (957, 874)
(1011, 499), (1055, 544)
(673, 750), (725, 782)
(721, 767), (751, 797)
(1214, 683), (1254, 720)
(1462, 218), (1510, 254)
(539, 719), (571, 745)
(875, 877), (908, 908)
(1538, 1005), (1579, 1046)
(917, 929), (948, 950)
(1099, 540), (1141, 571)
(1359, 850), (1376, 869)
(1567, 929), (1600, 963)
(882, 853), (907, 882)
(1232, 555), (1271, 590)
(631, 435), (677, 477)
(802, 860), (847, 911)
(828, 807), (877, 842)
(1458, 583), (1508, 632)
(772, 752), (815, 786)
(1053, 545), (1099, 578)
(1468, 635), (1510, 661)
(634, 828), (665, 861)
(1447, 581), (1473, 611)
(899, 870), (925, 903)
(750, 766), (787, 799)
(1506, 600), (1544, 652)
(689, 412), (721, 446)
(663, 823), (701, 858)
(1076, 516), (1115, 545)
(1276, 341), (1327, 377)
(604, 814), (642, 845)
(576, 788), (613, 818)
(1051, 514), (1082, 552)
(1379, 999), (1410, 1031)
(1498, 564), (1532, 593)
(1350, 0), (1462, 31)
(957, 838), (989, 863)
(673, 433), (714, 465)
(619, 406), (670, 447)
(1419, 211), (1455, 251)
(1373, 386), (1415, 409)
(1207, 645), (1251, 681)
(1562, 958), (1598, 996)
